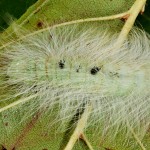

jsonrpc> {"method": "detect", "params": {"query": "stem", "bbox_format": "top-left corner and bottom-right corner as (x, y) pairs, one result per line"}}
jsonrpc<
(117, 0), (147, 44)
(0, 94), (38, 113)
(0, 12), (128, 50)
(64, 105), (91, 150)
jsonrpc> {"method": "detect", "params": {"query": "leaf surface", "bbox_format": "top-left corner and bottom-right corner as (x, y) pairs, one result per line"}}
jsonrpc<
(0, 0), (150, 150)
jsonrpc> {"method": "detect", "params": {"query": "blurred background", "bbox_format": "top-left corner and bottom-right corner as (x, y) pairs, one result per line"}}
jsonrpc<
(0, 0), (37, 31)
(0, 0), (150, 33)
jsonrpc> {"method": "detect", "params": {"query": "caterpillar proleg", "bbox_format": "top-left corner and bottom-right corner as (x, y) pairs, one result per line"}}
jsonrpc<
(0, 25), (150, 146)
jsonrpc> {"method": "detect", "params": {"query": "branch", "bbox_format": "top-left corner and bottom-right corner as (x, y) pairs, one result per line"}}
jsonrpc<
(117, 0), (147, 44)
(0, 94), (38, 113)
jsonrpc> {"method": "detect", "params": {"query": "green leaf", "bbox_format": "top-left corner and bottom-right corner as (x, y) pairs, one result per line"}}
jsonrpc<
(0, 0), (134, 45)
(0, 0), (150, 150)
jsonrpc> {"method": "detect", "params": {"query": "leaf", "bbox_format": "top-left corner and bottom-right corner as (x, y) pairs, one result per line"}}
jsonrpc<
(0, 0), (150, 150)
(0, 0), (134, 45)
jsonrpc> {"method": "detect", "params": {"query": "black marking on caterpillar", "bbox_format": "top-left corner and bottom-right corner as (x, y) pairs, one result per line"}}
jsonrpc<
(90, 66), (101, 75)
(76, 65), (81, 73)
(59, 60), (65, 69)
(49, 34), (53, 40)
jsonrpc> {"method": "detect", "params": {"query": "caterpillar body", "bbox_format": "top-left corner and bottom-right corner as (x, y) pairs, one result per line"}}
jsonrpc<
(0, 26), (150, 141)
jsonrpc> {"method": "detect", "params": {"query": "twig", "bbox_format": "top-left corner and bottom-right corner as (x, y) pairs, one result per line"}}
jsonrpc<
(0, 94), (38, 113)
(64, 105), (91, 150)
(117, 0), (147, 44)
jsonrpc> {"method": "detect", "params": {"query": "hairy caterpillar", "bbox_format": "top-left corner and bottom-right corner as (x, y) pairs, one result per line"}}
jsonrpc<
(0, 25), (150, 146)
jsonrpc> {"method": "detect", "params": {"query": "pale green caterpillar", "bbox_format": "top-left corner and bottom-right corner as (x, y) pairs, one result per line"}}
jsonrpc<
(0, 26), (150, 140)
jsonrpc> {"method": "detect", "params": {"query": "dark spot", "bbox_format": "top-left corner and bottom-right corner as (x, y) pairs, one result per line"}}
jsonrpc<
(120, 18), (126, 22)
(86, 43), (90, 46)
(37, 21), (43, 28)
(3, 115), (7, 118)
(4, 75), (9, 81)
(59, 60), (65, 69)
(1, 145), (7, 150)
(42, 149), (48, 150)
(48, 34), (53, 41)
(33, 85), (38, 93)
(50, 34), (53, 39)
(105, 148), (113, 150)
(90, 67), (100, 75)
(120, 14), (130, 22)
(4, 122), (8, 126)
(76, 65), (81, 73)
(76, 69), (79, 72)
(12, 148), (16, 150)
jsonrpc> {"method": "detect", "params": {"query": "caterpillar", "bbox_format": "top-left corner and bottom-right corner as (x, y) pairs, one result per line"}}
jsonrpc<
(0, 25), (150, 143)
